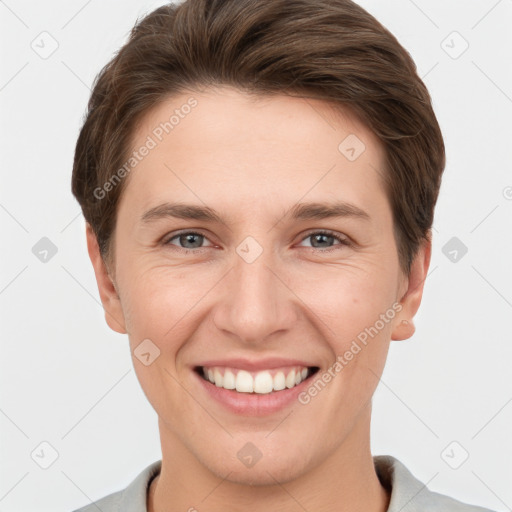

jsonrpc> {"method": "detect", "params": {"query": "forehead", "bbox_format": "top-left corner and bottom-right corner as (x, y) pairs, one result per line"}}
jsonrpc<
(120, 86), (389, 223)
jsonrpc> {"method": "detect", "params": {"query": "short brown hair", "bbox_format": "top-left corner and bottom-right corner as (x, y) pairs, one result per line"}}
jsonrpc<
(71, 0), (445, 276)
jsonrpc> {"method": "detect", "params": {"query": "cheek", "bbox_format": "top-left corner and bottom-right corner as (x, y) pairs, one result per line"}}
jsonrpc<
(295, 263), (397, 404)
(290, 261), (398, 339)
(119, 264), (213, 347)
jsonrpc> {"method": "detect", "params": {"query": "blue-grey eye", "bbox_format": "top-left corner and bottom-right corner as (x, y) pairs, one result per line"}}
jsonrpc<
(165, 232), (210, 249)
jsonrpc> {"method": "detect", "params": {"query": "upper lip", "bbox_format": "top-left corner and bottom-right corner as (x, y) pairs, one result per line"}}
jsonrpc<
(195, 357), (319, 372)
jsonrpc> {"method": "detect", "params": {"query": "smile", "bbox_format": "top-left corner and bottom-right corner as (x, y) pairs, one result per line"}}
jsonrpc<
(195, 365), (320, 394)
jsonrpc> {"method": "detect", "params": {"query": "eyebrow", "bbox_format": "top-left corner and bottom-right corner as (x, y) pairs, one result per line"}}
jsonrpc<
(140, 201), (371, 225)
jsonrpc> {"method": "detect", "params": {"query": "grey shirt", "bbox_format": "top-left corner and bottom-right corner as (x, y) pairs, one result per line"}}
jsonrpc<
(71, 455), (495, 512)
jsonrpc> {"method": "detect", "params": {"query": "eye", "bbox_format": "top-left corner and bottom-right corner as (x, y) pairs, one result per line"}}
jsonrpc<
(162, 229), (351, 254)
(298, 230), (351, 252)
(163, 231), (213, 252)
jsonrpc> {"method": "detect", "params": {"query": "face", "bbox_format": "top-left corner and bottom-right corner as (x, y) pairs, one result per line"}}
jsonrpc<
(88, 86), (429, 485)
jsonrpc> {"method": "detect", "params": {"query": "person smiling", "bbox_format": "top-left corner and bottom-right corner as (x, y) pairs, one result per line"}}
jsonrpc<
(70, 1), (495, 511)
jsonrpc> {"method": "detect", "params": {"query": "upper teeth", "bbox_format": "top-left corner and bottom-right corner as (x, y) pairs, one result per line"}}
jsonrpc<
(201, 366), (310, 394)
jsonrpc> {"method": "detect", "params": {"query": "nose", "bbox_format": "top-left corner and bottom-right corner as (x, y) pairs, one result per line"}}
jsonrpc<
(212, 244), (299, 345)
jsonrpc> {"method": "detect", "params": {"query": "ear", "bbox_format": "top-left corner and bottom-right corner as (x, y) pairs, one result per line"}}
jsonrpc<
(85, 223), (127, 334)
(391, 235), (432, 341)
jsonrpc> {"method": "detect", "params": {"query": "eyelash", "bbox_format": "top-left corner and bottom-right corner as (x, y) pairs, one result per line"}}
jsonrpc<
(162, 229), (351, 254)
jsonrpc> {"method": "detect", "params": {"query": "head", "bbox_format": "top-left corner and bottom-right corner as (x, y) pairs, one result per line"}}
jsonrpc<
(72, 0), (444, 485)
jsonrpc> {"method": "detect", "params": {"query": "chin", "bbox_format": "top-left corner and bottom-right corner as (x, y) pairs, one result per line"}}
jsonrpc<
(214, 462), (305, 487)
(200, 444), (314, 487)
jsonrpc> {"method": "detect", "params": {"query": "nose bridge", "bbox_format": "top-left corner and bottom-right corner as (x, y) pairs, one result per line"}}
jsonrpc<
(213, 236), (296, 343)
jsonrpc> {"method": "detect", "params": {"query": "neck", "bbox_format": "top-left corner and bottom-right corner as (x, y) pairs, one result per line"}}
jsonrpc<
(148, 406), (390, 512)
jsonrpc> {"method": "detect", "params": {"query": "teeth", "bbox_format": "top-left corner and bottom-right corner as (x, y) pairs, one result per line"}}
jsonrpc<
(201, 366), (311, 394)
(236, 370), (254, 393)
(273, 371), (286, 391)
(223, 369), (236, 389)
(254, 371), (273, 394)
(285, 369), (296, 389)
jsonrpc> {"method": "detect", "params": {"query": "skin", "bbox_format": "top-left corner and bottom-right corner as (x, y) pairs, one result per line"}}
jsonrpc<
(86, 86), (431, 512)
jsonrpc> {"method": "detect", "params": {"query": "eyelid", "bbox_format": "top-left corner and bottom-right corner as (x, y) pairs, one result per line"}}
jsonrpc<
(162, 229), (214, 248)
(297, 229), (352, 249)
(162, 228), (352, 252)
(300, 228), (350, 243)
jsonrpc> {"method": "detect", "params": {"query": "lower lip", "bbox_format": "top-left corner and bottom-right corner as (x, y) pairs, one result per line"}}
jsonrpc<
(193, 369), (316, 416)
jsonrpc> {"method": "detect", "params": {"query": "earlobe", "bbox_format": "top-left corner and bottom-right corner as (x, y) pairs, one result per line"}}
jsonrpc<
(85, 223), (127, 335)
(392, 319), (415, 341)
(391, 236), (432, 341)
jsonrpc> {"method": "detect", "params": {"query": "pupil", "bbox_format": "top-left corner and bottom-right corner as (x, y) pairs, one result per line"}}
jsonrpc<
(313, 234), (331, 247)
(182, 233), (202, 248)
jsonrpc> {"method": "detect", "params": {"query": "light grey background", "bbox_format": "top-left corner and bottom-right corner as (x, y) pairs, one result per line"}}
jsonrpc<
(1, 1), (511, 511)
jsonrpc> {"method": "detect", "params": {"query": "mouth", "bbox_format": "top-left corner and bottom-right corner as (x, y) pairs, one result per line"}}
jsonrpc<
(194, 365), (320, 394)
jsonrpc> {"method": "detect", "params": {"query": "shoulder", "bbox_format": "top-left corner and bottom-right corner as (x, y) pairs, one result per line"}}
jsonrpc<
(71, 489), (123, 512)
(70, 460), (162, 512)
(374, 455), (496, 512)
